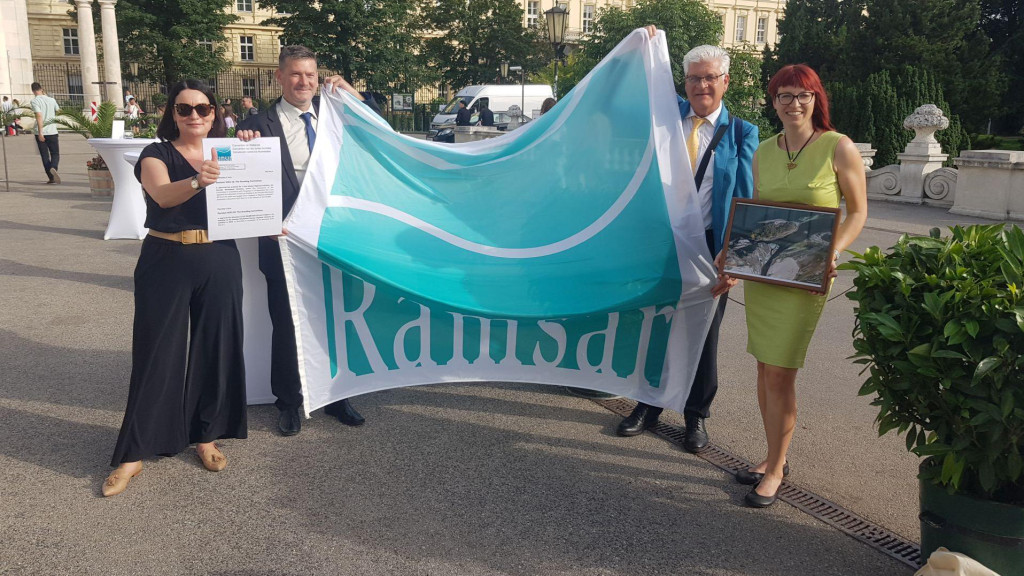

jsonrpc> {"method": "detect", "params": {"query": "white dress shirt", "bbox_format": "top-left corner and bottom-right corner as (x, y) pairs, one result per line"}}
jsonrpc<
(684, 102), (723, 230)
(277, 99), (318, 186)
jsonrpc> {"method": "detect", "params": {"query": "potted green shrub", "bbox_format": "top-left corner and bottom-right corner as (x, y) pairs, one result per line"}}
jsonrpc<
(841, 224), (1024, 574)
(51, 101), (145, 197)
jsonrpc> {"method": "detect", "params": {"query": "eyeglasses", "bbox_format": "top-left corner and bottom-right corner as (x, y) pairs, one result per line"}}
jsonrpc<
(684, 73), (726, 85)
(775, 92), (815, 105)
(174, 103), (214, 118)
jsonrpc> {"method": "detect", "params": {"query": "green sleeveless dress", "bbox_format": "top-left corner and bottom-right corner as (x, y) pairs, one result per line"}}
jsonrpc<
(744, 131), (844, 369)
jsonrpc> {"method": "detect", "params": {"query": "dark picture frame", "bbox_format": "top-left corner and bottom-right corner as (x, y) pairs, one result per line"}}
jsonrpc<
(722, 198), (841, 292)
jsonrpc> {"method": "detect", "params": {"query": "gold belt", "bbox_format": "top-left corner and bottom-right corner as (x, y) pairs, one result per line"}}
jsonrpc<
(148, 229), (212, 244)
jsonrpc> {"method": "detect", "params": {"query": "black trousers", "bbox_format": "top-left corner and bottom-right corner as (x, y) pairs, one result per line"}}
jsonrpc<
(638, 229), (726, 420)
(36, 134), (59, 178)
(110, 237), (247, 466)
(259, 236), (304, 411)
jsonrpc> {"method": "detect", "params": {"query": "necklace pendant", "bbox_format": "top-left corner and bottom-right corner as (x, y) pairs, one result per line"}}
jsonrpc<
(786, 162), (797, 170)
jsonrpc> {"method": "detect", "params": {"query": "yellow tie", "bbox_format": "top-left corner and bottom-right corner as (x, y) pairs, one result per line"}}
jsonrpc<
(688, 117), (706, 172)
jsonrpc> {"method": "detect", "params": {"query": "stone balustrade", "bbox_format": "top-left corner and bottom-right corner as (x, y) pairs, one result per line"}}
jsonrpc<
(950, 151), (1024, 221)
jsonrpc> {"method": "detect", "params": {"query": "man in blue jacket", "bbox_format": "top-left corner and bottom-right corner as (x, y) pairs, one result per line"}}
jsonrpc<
(616, 39), (759, 452)
(237, 46), (381, 436)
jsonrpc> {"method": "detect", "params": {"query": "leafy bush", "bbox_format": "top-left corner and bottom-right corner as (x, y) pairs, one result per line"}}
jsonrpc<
(842, 225), (1024, 503)
(50, 101), (142, 139)
(829, 67), (970, 167)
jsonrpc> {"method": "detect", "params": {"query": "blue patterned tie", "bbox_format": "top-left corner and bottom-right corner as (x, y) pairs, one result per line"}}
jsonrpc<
(299, 111), (316, 152)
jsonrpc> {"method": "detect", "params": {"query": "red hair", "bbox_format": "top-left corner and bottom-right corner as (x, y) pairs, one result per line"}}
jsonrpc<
(768, 64), (834, 132)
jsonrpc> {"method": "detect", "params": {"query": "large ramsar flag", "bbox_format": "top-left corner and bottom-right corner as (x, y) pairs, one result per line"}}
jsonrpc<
(281, 29), (717, 417)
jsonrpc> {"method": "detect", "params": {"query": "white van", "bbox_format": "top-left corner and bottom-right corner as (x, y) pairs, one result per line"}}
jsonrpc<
(429, 84), (554, 135)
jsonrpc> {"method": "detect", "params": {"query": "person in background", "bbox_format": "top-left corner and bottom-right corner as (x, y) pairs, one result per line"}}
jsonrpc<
(241, 96), (258, 119)
(126, 97), (144, 119)
(479, 101), (494, 126)
(30, 82), (61, 184)
(715, 64), (867, 508)
(455, 99), (472, 126)
(237, 45), (381, 436)
(103, 79), (246, 497)
(615, 31), (758, 455)
(222, 105), (238, 130)
(539, 97), (556, 115)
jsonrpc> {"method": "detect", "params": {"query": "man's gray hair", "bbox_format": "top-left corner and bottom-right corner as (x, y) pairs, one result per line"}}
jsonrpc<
(279, 45), (317, 68)
(682, 45), (730, 76)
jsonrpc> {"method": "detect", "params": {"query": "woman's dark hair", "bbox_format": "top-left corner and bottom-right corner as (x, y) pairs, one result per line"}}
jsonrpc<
(540, 97), (556, 114)
(156, 79), (226, 141)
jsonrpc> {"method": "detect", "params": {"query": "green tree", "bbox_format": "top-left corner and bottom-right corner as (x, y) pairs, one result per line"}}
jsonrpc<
(724, 47), (772, 136)
(579, 0), (722, 95)
(261, 0), (427, 91)
(83, 0), (237, 88)
(980, 0), (1024, 132)
(421, 0), (546, 91)
(846, 0), (1004, 132)
(829, 68), (969, 167)
(770, 0), (859, 80)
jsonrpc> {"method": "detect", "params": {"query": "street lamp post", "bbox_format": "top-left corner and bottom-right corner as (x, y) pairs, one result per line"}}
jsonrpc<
(509, 65), (524, 118)
(544, 5), (569, 98)
(500, 61), (509, 84)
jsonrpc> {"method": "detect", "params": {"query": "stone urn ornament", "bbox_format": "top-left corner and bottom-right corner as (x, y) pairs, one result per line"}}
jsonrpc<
(903, 104), (949, 155)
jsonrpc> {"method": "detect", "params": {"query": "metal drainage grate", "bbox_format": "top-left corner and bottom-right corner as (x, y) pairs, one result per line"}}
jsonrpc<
(595, 397), (923, 570)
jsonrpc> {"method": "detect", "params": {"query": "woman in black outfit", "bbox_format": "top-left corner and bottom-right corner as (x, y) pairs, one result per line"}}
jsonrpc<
(103, 80), (247, 497)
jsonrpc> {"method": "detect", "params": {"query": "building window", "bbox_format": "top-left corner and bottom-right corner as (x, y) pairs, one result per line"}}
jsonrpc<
(242, 78), (257, 97)
(199, 39), (215, 52)
(756, 17), (767, 43)
(240, 36), (254, 61)
(526, 1), (538, 27)
(582, 5), (595, 34)
(236, 0), (253, 11)
(62, 28), (79, 55)
(67, 73), (83, 106)
(734, 14), (747, 43)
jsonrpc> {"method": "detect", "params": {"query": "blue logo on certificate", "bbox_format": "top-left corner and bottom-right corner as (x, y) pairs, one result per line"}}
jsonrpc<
(215, 147), (232, 161)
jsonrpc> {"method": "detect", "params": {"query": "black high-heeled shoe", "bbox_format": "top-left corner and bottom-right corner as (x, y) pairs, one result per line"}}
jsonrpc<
(735, 462), (790, 485)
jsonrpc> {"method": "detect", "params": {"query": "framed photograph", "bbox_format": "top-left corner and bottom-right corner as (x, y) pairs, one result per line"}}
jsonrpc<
(722, 198), (841, 292)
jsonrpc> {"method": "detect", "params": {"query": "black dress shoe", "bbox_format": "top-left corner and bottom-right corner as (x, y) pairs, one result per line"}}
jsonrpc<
(682, 415), (709, 453)
(735, 462), (791, 485)
(616, 404), (661, 437)
(744, 485), (779, 508)
(278, 407), (301, 436)
(324, 399), (365, 426)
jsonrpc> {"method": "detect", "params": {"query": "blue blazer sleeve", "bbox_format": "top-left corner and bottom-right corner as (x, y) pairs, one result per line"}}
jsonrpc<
(735, 121), (758, 201)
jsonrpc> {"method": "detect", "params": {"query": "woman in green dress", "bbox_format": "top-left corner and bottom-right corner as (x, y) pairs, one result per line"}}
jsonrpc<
(713, 64), (867, 508)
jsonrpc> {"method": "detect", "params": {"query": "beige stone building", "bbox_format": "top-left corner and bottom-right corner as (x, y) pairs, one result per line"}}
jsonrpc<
(520, 0), (784, 51)
(13, 0), (784, 103)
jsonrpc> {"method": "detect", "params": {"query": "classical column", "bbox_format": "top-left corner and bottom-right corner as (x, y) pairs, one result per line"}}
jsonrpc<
(75, 0), (102, 109)
(97, 0), (123, 108)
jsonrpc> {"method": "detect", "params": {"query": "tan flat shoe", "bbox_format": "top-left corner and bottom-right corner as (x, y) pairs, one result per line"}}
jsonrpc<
(102, 464), (142, 497)
(197, 444), (227, 472)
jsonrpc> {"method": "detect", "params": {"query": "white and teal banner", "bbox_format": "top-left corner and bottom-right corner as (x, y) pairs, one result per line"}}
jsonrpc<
(281, 30), (717, 416)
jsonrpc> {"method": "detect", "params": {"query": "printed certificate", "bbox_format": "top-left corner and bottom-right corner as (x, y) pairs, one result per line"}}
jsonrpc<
(203, 137), (282, 240)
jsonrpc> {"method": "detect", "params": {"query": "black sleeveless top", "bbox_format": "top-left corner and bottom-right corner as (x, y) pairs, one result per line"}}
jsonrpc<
(134, 141), (208, 232)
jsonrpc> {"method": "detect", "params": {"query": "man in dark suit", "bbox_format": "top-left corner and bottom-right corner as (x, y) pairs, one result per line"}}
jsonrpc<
(237, 45), (381, 436)
(455, 100), (472, 126)
(616, 36), (759, 453)
(479, 102), (494, 127)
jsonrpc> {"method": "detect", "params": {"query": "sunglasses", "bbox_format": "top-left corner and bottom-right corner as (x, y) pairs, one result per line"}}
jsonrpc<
(174, 103), (214, 118)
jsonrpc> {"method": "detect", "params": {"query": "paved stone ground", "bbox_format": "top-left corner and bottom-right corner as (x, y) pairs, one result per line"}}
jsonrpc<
(0, 136), (997, 575)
